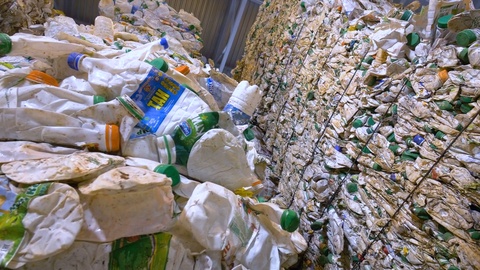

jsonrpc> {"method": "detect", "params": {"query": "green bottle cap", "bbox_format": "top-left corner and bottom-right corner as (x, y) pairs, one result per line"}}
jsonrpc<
(436, 100), (453, 111)
(188, 24), (195, 30)
(447, 266), (460, 270)
(437, 14), (452, 29)
(405, 136), (413, 147)
(366, 127), (374, 134)
(424, 125), (433, 133)
(93, 95), (106, 104)
(456, 29), (478, 47)
(413, 206), (430, 220)
(300, 1), (306, 12)
(243, 127), (255, 141)
(455, 124), (464, 131)
(364, 56), (374, 64)
(406, 32), (420, 48)
(460, 103), (473, 114)
(400, 10), (413, 21)
(362, 146), (372, 154)
(441, 232), (454, 241)
(372, 163), (382, 171)
(435, 131), (446, 139)
(0, 33), (12, 56)
(148, 58), (169, 72)
(154, 164), (180, 187)
(459, 96), (473, 103)
(310, 221), (323, 231)
(387, 133), (396, 142)
(366, 117), (376, 127)
(281, 209), (300, 232)
(352, 119), (364, 128)
(346, 182), (358, 193)
(389, 144), (400, 154)
(468, 228), (480, 240)
(458, 48), (470, 64)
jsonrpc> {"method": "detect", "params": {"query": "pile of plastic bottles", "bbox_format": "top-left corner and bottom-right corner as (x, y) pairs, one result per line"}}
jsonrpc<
(0, 0), (308, 269)
(235, 0), (480, 269)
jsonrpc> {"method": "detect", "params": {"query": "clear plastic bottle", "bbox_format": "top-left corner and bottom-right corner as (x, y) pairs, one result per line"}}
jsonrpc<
(223, 81), (262, 125)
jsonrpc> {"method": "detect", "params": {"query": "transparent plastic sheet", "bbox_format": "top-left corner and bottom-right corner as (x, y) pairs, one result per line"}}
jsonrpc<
(234, 0), (480, 269)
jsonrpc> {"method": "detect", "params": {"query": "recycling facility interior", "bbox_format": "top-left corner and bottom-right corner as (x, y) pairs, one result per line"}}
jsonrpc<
(1, 0), (480, 269)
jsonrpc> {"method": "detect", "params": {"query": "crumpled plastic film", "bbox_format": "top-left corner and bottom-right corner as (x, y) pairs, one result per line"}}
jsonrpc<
(0, 0), (54, 35)
(235, 0), (480, 269)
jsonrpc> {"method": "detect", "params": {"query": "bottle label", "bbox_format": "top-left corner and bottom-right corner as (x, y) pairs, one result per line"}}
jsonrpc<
(223, 104), (251, 125)
(109, 233), (171, 270)
(0, 183), (51, 267)
(130, 67), (186, 138)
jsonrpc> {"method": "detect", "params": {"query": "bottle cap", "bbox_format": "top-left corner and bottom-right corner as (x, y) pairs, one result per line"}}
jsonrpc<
(148, 58), (169, 73)
(243, 127), (255, 141)
(406, 32), (420, 48)
(154, 164), (180, 187)
(458, 48), (469, 64)
(372, 163), (382, 171)
(300, 1), (306, 12)
(437, 15), (452, 29)
(413, 134), (425, 145)
(67, 52), (86, 71)
(346, 182), (358, 193)
(459, 96), (473, 103)
(116, 95), (145, 120)
(334, 145), (342, 152)
(352, 119), (364, 128)
(280, 209), (300, 232)
(160, 37), (169, 49)
(437, 69), (449, 83)
(25, 70), (59, 87)
(387, 132), (396, 142)
(460, 103), (473, 114)
(435, 131), (446, 139)
(456, 29), (477, 47)
(93, 95), (105, 104)
(389, 144), (400, 154)
(437, 100), (453, 111)
(0, 33), (12, 56)
(366, 117), (376, 127)
(310, 221), (323, 231)
(413, 206), (430, 220)
(468, 228), (480, 240)
(400, 10), (413, 21)
(362, 146), (372, 154)
(104, 124), (120, 153)
(174, 65), (190, 75)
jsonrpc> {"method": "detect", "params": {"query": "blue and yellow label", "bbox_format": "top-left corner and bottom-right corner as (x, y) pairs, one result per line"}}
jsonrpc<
(130, 67), (185, 137)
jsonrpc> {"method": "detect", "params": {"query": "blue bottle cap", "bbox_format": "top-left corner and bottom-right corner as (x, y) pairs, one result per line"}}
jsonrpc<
(67, 52), (85, 71)
(334, 145), (342, 152)
(413, 134), (425, 145)
(160, 38), (169, 49)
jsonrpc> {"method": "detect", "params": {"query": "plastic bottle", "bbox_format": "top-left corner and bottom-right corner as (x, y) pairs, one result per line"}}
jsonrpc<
(122, 111), (224, 165)
(456, 29), (480, 47)
(67, 53), (212, 137)
(435, 15), (455, 41)
(72, 95), (145, 150)
(147, 58), (219, 111)
(93, 16), (115, 44)
(0, 108), (120, 153)
(0, 84), (105, 115)
(223, 80), (262, 125)
(197, 76), (235, 109)
(0, 33), (86, 58)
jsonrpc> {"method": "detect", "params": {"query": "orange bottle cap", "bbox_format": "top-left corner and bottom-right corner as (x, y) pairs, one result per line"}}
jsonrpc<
(438, 69), (449, 83)
(25, 70), (59, 87)
(174, 65), (190, 75)
(105, 124), (120, 153)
